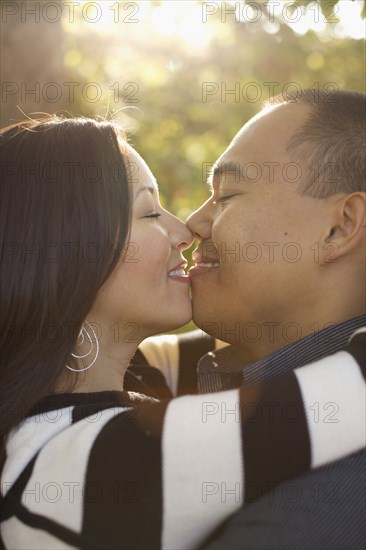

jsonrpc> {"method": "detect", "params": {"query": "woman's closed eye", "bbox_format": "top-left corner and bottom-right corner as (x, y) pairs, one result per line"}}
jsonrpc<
(144, 212), (162, 220)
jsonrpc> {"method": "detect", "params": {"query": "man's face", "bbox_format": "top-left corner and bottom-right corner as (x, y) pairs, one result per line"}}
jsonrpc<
(187, 103), (340, 358)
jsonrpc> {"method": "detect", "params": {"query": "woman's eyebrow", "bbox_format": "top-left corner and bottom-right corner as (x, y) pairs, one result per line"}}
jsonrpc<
(134, 186), (156, 200)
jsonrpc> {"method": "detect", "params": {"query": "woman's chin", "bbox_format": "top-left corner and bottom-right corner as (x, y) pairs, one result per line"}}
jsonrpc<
(146, 305), (193, 337)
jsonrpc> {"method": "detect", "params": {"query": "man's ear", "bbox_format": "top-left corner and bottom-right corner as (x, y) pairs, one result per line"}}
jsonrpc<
(322, 192), (365, 263)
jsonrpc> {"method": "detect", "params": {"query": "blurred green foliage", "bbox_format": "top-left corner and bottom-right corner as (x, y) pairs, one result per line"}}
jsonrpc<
(57, 0), (365, 333)
(2, 1), (364, 334)
(60, 0), (365, 218)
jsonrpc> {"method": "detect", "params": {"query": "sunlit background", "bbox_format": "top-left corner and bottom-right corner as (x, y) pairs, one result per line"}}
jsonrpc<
(1, 0), (365, 332)
(2, 0), (365, 218)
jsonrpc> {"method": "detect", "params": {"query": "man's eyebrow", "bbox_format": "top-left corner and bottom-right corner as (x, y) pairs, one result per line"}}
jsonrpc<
(207, 161), (242, 190)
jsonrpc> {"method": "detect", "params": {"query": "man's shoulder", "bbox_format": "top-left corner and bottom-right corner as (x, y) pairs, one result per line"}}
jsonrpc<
(265, 447), (366, 511)
(203, 449), (366, 550)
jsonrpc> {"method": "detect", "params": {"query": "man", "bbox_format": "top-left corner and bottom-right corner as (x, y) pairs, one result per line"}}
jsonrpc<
(129, 89), (365, 549)
(184, 89), (366, 549)
(187, 89), (364, 355)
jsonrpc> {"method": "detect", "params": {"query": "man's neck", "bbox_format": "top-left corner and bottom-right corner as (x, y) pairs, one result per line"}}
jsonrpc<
(241, 310), (366, 362)
(240, 314), (366, 385)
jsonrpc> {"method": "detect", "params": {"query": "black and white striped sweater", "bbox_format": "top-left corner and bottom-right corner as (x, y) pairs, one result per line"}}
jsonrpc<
(1, 329), (365, 549)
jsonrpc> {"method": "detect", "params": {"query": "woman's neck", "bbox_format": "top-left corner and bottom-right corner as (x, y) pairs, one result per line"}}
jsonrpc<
(53, 343), (138, 394)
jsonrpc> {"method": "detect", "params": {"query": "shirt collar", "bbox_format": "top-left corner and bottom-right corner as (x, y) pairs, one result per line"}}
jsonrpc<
(197, 315), (366, 393)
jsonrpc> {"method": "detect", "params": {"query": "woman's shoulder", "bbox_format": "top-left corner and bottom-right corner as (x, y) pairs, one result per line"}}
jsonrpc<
(1, 391), (167, 550)
(2, 391), (161, 487)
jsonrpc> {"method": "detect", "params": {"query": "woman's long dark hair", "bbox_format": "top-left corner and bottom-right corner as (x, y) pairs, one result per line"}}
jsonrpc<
(0, 115), (131, 449)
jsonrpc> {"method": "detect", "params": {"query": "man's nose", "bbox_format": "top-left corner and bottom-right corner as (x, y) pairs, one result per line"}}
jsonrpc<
(186, 200), (213, 240)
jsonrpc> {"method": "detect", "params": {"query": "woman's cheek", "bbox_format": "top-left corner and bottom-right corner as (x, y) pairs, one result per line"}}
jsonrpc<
(139, 230), (171, 266)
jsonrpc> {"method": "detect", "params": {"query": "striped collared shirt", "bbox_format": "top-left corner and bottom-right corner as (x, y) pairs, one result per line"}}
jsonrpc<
(197, 315), (366, 393)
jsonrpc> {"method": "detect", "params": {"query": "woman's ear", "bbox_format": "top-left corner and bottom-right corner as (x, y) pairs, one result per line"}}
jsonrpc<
(323, 192), (366, 263)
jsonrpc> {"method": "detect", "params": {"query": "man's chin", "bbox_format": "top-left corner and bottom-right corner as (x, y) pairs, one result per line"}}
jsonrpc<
(192, 301), (220, 339)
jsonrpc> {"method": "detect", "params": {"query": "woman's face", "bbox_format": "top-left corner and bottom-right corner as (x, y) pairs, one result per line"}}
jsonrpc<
(89, 145), (193, 343)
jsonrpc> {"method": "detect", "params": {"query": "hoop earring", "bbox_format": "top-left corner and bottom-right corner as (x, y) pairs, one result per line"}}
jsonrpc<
(65, 321), (99, 372)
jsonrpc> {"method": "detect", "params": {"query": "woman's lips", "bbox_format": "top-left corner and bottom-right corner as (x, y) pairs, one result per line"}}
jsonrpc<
(168, 266), (190, 283)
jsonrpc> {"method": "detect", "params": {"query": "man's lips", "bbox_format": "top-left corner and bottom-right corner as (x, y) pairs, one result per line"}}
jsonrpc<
(188, 261), (220, 278)
(190, 246), (220, 278)
(192, 245), (220, 265)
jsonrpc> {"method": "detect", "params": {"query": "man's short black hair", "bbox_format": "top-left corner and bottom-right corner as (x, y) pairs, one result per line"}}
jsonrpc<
(267, 89), (365, 198)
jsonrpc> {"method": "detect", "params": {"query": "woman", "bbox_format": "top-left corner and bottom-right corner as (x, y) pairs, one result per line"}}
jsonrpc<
(0, 116), (364, 550)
